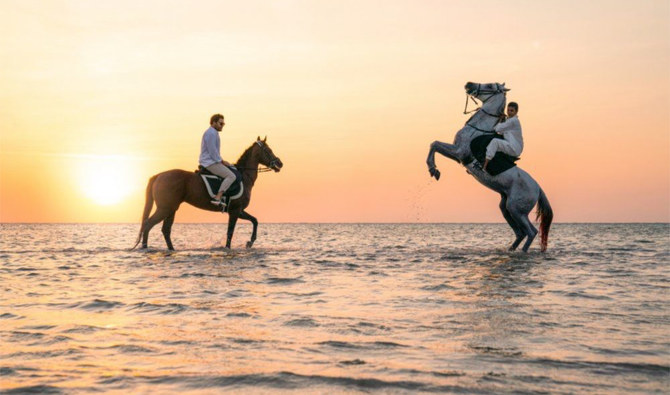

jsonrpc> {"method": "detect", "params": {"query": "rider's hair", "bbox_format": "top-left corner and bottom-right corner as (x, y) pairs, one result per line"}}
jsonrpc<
(508, 102), (519, 111)
(210, 114), (224, 124)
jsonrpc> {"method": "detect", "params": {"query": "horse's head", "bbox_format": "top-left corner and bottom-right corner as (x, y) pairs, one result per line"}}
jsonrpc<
(254, 136), (283, 172)
(464, 81), (509, 116)
(464, 81), (509, 98)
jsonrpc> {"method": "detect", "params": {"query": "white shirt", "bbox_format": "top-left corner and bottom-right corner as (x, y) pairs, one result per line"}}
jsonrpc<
(494, 115), (524, 155)
(199, 126), (223, 167)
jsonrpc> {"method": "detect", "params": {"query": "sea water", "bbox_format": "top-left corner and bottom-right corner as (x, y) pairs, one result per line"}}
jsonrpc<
(1, 223), (668, 393)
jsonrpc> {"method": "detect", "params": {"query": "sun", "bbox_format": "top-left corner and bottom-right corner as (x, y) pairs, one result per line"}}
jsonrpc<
(78, 157), (134, 206)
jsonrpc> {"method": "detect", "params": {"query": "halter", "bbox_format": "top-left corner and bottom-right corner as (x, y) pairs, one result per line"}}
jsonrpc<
(464, 83), (507, 133)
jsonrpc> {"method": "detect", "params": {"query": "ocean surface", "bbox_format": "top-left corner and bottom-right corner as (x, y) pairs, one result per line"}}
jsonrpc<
(0, 223), (668, 394)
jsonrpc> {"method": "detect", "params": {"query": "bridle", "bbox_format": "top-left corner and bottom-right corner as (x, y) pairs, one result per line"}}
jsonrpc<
(233, 140), (279, 173)
(464, 83), (507, 133)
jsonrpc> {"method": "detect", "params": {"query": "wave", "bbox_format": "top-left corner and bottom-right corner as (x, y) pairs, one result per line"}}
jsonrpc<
(60, 325), (106, 334)
(7, 331), (44, 341)
(103, 344), (158, 354)
(2, 385), (64, 394)
(318, 340), (409, 350)
(74, 299), (125, 311)
(468, 345), (523, 357)
(421, 283), (456, 291)
(284, 318), (319, 327)
(0, 247), (131, 255)
(127, 302), (193, 315)
(519, 357), (669, 377)
(94, 371), (481, 393)
(4, 348), (82, 360)
(0, 313), (23, 320)
(265, 277), (304, 285)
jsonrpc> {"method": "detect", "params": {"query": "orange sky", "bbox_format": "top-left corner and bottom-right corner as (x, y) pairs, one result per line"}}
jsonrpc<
(1, 0), (669, 223)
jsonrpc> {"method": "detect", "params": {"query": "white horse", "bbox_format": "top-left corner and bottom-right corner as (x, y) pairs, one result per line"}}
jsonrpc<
(426, 82), (553, 252)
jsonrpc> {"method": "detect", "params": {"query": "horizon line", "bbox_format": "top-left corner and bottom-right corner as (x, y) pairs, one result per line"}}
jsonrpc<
(1, 222), (668, 225)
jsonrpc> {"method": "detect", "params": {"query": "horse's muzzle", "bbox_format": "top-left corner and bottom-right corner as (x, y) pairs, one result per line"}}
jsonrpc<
(464, 82), (477, 96)
(271, 158), (283, 172)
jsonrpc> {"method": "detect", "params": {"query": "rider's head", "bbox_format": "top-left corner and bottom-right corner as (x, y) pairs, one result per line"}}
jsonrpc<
(507, 102), (518, 118)
(210, 114), (225, 131)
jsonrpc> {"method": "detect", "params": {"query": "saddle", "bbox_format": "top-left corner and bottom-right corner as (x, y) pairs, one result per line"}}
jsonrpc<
(196, 165), (244, 211)
(469, 134), (519, 176)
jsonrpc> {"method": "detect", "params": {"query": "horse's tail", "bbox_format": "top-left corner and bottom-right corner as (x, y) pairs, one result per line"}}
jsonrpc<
(535, 188), (553, 252)
(130, 174), (158, 250)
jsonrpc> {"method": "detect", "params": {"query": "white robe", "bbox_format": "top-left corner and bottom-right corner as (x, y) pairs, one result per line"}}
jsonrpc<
(485, 115), (524, 160)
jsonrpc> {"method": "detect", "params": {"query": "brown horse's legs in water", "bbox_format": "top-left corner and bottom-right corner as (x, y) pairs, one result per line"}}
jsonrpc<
(141, 208), (174, 249)
(239, 211), (258, 248)
(161, 212), (176, 251)
(225, 214), (239, 249)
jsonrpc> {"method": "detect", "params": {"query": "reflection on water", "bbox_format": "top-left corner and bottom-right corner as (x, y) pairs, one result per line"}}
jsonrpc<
(1, 223), (668, 393)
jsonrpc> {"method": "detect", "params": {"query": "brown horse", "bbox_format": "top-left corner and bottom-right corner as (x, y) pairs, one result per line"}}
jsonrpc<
(131, 137), (283, 250)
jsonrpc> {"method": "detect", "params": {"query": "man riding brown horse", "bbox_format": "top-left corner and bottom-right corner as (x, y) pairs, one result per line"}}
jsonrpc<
(132, 136), (283, 251)
(200, 114), (236, 208)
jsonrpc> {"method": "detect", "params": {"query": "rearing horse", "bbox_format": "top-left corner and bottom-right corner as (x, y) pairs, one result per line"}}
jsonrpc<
(132, 137), (283, 250)
(426, 82), (553, 252)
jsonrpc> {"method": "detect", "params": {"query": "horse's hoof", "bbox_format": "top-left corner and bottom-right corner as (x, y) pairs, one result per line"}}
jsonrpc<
(429, 167), (441, 180)
(246, 241), (254, 249)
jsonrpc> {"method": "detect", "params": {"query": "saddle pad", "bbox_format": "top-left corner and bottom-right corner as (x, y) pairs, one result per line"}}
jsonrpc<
(198, 166), (244, 200)
(200, 175), (244, 200)
(470, 134), (518, 176)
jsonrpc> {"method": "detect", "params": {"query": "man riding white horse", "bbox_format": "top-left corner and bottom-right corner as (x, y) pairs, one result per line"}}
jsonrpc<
(484, 101), (523, 172)
(426, 82), (552, 252)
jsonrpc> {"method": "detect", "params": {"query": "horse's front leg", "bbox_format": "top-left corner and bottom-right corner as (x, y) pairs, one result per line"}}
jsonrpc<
(239, 210), (258, 248)
(225, 213), (239, 249)
(427, 140), (462, 180)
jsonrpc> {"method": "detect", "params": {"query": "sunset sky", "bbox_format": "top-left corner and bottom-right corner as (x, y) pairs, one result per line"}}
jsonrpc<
(1, 0), (668, 223)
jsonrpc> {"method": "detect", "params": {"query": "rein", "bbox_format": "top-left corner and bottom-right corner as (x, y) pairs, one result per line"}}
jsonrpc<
(463, 94), (480, 114)
(466, 123), (496, 134)
(235, 166), (273, 173)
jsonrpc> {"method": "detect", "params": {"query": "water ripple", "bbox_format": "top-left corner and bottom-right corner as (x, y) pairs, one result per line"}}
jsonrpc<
(0, 223), (667, 394)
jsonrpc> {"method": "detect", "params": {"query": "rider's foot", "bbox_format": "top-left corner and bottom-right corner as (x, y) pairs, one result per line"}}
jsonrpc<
(211, 198), (224, 206)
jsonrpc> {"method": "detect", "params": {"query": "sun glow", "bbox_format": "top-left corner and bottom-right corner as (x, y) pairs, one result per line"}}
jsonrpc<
(77, 157), (135, 206)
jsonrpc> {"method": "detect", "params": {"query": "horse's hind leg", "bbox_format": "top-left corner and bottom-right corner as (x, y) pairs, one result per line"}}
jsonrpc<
(509, 210), (538, 252)
(141, 208), (172, 249)
(500, 195), (525, 250)
(161, 211), (176, 251)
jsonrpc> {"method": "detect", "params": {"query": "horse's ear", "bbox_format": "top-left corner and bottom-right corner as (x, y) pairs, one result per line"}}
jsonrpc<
(502, 82), (510, 92)
(263, 136), (267, 142)
(257, 136), (260, 141)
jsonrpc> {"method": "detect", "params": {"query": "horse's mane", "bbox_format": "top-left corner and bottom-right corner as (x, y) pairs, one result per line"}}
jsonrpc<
(234, 142), (256, 166)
